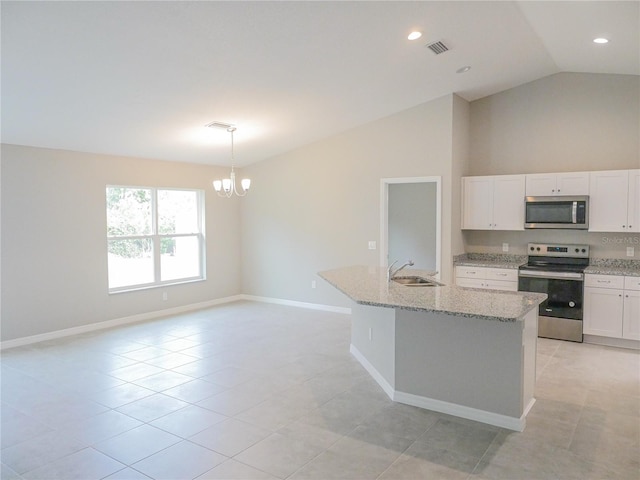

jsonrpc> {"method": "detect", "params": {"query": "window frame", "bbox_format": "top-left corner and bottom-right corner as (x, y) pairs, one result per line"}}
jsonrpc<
(106, 185), (206, 294)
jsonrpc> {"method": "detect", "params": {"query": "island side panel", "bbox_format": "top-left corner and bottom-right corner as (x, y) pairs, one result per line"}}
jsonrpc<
(521, 308), (538, 413)
(395, 310), (524, 418)
(350, 303), (396, 395)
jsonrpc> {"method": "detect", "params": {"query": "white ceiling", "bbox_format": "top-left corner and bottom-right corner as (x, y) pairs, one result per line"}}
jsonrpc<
(2, 1), (638, 167)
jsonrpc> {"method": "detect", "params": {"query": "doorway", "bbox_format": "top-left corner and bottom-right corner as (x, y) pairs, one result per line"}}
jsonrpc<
(380, 177), (441, 279)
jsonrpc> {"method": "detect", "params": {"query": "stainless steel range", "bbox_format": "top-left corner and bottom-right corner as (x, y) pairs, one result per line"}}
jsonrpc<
(518, 243), (589, 342)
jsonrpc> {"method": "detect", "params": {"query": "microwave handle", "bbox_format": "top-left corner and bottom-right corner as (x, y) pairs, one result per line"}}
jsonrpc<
(572, 202), (577, 224)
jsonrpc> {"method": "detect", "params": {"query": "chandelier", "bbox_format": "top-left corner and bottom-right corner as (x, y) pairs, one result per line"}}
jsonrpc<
(208, 122), (251, 197)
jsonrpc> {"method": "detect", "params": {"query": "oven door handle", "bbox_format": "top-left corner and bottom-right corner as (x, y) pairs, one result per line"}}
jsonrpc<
(519, 270), (584, 281)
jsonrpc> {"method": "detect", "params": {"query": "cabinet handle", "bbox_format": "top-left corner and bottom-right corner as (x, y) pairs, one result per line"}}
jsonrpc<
(596, 280), (611, 284)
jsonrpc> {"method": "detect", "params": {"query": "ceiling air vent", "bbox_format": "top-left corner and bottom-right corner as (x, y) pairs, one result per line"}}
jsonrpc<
(205, 121), (234, 130)
(426, 40), (449, 55)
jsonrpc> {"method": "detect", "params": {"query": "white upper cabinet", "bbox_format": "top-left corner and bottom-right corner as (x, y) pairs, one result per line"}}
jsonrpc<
(589, 169), (640, 232)
(525, 172), (589, 196)
(462, 175), (525, 230)
(628, 169), (640, 233)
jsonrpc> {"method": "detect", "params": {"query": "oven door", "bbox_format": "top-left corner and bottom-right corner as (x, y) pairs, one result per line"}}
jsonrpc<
(518, 270), (584, 320)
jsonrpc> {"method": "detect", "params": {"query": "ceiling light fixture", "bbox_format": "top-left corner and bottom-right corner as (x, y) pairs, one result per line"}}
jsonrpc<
(208, 123), (251, 197)
(408, 31), (422, 41)
(593, 37), (609, 44)
(456, 66), (471, 74)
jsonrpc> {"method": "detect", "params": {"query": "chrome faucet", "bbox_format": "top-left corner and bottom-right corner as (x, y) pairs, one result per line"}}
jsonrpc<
(387, 259), (414, 281)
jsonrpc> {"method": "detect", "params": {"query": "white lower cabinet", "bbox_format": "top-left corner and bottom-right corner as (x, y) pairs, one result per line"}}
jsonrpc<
(455, 266), (518, 292)
(584, 274), (640, 340)
(623, 278), (640, 340)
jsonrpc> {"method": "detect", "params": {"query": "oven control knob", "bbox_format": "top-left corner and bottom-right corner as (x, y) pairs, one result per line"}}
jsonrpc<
(536, 247), (541, 251)
(530, 246), (535, 251)
(575, 248), (579, 253)
(569, 301), (575, 308)
(582, 249), (586, 253)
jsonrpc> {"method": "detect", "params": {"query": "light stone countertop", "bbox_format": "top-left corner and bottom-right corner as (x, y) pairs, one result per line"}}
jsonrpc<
(453, 253), (527, 269)
(318, 266), (546, 323)
(585, 259), (640, 277)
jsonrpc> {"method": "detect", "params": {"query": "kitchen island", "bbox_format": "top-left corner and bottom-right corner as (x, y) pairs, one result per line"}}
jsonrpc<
(318, 266), (547, 431)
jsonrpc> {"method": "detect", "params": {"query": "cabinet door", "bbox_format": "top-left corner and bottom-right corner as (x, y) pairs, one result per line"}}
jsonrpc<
(623, 290), (640, 340)
(485, 268), (518, 283)
(525, 174), (556, 196)
(462, 177), (493, 230)
(456, 277), (486, 289)
(492, 175), (525, 230)
(589, 170), (629, 232)
(627, 169), (640, 233)
(455, 266), (486, 279)
(483, 279), (518, 292)
(583, 287), (624, 337)
(556, 172), (589, 196)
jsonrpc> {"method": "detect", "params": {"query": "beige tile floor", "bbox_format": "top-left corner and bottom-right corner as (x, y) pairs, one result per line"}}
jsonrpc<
(1, 301), (638, 479)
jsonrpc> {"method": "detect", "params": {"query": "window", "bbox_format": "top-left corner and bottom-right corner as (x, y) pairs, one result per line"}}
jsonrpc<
(106, 186), (205, 292)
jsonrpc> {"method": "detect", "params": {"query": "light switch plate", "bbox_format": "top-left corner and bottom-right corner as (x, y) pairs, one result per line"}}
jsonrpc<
(368, 241), (377, 250)
(502, 243), (509, 252)
(627, 246), (635, 257)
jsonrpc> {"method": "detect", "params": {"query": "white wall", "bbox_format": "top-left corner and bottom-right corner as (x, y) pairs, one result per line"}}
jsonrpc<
(465, 73), (640, 258)
(1, 145), (242, 341)
(469, 72), (639, 175)
(241, 94), (460, 308)
(451, 93), (471, 257)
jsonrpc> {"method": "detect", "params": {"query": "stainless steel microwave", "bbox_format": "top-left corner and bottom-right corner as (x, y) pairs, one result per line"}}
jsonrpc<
(525, 196), (589, 229)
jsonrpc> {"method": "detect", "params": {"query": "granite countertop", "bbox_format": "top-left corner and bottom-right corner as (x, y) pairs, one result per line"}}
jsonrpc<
(585, 259), (640, 277)
(453, 253), (527, 269)
(454, 254), (640, 277)
(318, 266), (546, 323)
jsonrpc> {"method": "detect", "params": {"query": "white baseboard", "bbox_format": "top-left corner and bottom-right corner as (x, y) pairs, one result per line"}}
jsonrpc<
(350, 344), (529, 432)
(349, 344), (394, 399)
(0, 295), (244, 350)
(583, 334), (640, 350)
(240, 295), (352, 314)
(394, 391), (528, 432)
(1, 295), (351, 350)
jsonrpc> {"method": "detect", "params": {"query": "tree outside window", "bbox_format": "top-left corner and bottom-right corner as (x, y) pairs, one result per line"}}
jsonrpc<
(106, 186), (205, 291)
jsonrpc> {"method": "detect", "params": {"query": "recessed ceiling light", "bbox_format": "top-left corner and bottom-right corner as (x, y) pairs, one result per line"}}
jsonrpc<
(593, 37), (609, 44)
(456, 66), (471, 74)
(408, 31), (422, 41)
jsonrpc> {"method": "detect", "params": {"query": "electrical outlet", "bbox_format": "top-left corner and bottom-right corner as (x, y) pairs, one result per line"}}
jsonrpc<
(502, 243), (509, 252)
(368, 241), (377, 250)
(627, 246), (635, 257)
(311, 280), (317, 289)
(162, 292), (168, 301)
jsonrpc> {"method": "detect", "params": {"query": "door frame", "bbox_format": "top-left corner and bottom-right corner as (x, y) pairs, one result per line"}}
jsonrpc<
(380, 176), (442, 280)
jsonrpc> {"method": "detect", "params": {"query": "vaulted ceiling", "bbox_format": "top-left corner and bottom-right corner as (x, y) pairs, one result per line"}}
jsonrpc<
(2, 1), (638, 166)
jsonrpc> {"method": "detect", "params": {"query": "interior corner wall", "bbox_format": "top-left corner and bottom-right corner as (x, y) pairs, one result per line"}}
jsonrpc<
(451, 94), (471, 258)
(0, 144), (242, 342)
(240, 95), (456, 308)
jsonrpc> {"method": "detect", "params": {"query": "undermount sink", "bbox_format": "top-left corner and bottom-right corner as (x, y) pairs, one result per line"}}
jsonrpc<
(392, 276), (443, 287)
